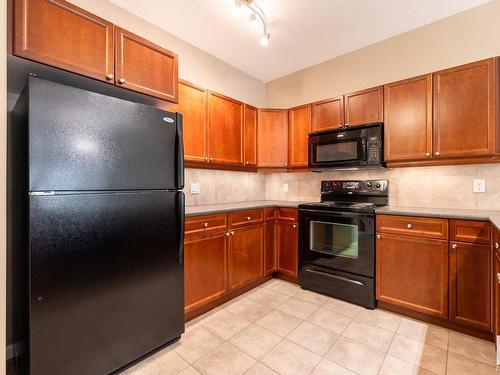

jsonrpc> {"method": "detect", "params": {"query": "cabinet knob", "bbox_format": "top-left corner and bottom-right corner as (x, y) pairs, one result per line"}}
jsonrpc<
(105, 74), (114, 80)
(225, 232), (230, 237)
(338, 124), (343, 129)
(497, 273), (500, 284)
(246, 216), (251, 221)
(292, 224), (297, 229)
(495, 242), (499, 249)
(434, 152), (440, 156)
(451, 244), (458, 249)
(210, 157), (214, 162)
(245, 161), (249, 165)
(344, 124), (349, 128)
(425, 152), (431, 157)
(205, 157), (209, 162)
(230, 231), (235, 236)
(376, 234), (381, 239)
(407, 224), (412, 229)
(203, 222), (208, 228)
(118, 78), (126, 84)
(284, 163), (288, 167)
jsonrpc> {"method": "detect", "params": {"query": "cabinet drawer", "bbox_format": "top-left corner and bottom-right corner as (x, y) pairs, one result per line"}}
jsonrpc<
(450, 220), (490, 244)
(376, 215), (448, 240)
(277, 208), (298, 222)
(264, 208), (277, 221)
(229, 209), (264, 227)
(185, 214), (228, 236)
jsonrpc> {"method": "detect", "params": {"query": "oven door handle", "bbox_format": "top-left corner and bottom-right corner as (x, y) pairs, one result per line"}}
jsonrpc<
(299, 208), (374, 219)
(304, 268), (364, 285)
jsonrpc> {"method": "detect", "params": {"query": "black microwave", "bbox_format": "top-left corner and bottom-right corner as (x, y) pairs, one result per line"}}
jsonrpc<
(308, 123), (384, 170)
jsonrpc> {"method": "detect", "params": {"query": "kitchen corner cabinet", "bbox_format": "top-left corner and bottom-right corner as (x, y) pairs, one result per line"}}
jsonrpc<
(244, 105), (258, 167)
(207, 92), (244, 166)
(258, 109), (289, 169)
(115, 26), (178, 102)
(176, 80), (207, 163)
(384, 75), (433, 162)
(288, 105), (311, 169)
(13, 0), (114, 82)
(311, 97), (344, 132)
(344, 86), (384, 128)
(184, 232), (228, 314)
(433, 58), (498, 159)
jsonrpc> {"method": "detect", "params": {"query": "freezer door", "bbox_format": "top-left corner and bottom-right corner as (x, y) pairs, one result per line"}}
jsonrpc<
(29, 191), (185, 375)
(27, 77), (184, 191)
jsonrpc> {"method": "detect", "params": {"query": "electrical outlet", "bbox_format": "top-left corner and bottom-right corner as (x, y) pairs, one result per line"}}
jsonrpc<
(473, 179), (485, 193)
(190, 183), (200, 194)
(283, 183), (289, 193)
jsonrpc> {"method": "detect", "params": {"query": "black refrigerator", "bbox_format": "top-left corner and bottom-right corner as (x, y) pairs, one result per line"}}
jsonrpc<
(10, 77), (185, 375)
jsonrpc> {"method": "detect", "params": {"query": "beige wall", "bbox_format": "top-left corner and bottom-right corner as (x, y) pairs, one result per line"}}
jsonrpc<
(1, 0), (7, 372)
(67, 0), (267, 108)
(266, 0), (500, 108)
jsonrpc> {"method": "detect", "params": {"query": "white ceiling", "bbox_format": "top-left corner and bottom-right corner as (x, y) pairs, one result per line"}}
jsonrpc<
(109, 0), (491, 82)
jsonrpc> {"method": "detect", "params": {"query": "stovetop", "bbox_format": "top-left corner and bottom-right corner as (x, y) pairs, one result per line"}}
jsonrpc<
(298, 179), (389, 213)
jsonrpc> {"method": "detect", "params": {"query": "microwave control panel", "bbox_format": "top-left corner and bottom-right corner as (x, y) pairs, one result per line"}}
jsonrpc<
(367, 136), (380, 162)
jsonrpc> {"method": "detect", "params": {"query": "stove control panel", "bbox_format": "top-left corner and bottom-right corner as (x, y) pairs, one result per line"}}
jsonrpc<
(321, 180), (388, 195)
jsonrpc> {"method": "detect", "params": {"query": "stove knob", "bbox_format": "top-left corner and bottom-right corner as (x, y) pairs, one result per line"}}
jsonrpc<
(366, 182), (373, 188)
(375, 182), (381, 189)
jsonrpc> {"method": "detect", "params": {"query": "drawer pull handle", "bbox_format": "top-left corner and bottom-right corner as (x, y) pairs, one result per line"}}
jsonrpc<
(246, 216), (251, 221)
(203, 222), (208, 228)
(497, 273), (500, 284)
(407, 224), (412, 229)
(496, 242), (499, 249)
(452, 244), (458, 249)
(293, 224), (297, 229)
(376, 234), (381, 239)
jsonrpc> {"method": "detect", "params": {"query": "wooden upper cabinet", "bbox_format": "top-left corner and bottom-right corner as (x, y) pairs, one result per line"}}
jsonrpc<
(13, 0), (114, 82)
(344, 86), (383, 127)
(115, 26), (178, 103)
(244, 105), (258, 167)
(433, 58), (498, 158)
(311, 97), (344, 132)
(207, 92), (244, 166)
(258, 109), (288, 168)
(176, 80), (207, 163)
(384, 75), (433, 162)
(288, 104), (311, 168)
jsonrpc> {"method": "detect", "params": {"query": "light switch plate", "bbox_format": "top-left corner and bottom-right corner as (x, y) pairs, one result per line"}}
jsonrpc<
(283, 183), (289, 193)
(190, 183), (200, 194)
(473, 179), (485, 193)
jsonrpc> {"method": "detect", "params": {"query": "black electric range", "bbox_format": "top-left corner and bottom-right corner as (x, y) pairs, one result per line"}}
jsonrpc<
(298, 180), (388, 308)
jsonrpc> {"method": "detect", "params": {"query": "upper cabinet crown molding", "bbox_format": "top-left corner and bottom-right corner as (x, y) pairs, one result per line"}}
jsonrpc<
(13, 0), (114, 82)
(115, 26), (178, 103)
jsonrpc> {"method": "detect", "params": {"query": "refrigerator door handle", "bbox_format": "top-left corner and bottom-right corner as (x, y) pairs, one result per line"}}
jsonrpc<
(175, 113), (185, 190)
(178, 192), (185, 264)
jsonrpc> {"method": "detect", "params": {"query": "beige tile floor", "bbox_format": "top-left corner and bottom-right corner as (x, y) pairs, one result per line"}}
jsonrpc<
(123, 279), (497, 375)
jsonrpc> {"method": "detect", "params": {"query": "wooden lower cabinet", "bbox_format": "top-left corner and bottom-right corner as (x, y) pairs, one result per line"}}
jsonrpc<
(376, 233), (449, 318)
(184, 232), (228, 314)
(264, 221), (277, 275)
(229, 225), (263, 291)
(277, 221), (298, 278)
(494, 228), (500, 337)
(450, 241), (492, 331)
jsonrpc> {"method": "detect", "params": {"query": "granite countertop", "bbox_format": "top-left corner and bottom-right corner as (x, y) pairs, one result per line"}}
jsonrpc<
(185, 200), (308, 217)
(376, 206), (500, 229)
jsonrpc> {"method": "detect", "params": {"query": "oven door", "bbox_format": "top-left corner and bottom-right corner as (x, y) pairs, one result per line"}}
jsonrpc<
(299, 209), (374, 277)
(309, 129), (367, 168)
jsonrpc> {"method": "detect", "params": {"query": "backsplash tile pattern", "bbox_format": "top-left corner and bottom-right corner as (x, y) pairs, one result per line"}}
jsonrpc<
(186, 164), (500, 210)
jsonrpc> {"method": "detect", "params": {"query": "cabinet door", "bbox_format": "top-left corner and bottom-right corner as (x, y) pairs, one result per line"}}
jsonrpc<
(450, 241), (491, 331)
(176, 80), (207, 163)
(433, 58), (498, 158)
(264, 221), (277, 275)
(258, 109), (288, 168)
(277, 221), (298, 277)
(311, 97), (344, 132)
(288, 105), (311, 168)
(184, 232), (228, 313)
(384, 75), (433, 162)
(14, 0), (114, 82)
(244, 105), (258, 167)
(229, 225), (264, 291)
(495, 246), (500, 336)
(376, 234), (448, 318)
(344, 86), (384, 127)
(207, 92), (244, 166)
(115, 26), (179, 102)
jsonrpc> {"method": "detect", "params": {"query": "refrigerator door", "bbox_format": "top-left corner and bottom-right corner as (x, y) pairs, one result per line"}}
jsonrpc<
(29, 191), (185, 375)
(27, 77), (184, 192)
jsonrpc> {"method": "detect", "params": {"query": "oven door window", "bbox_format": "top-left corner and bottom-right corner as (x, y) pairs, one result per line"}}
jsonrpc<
(310, 220), (358, 258)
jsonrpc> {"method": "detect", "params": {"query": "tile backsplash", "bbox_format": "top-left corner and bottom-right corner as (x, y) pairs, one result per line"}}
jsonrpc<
(186, 164), (500, 210)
